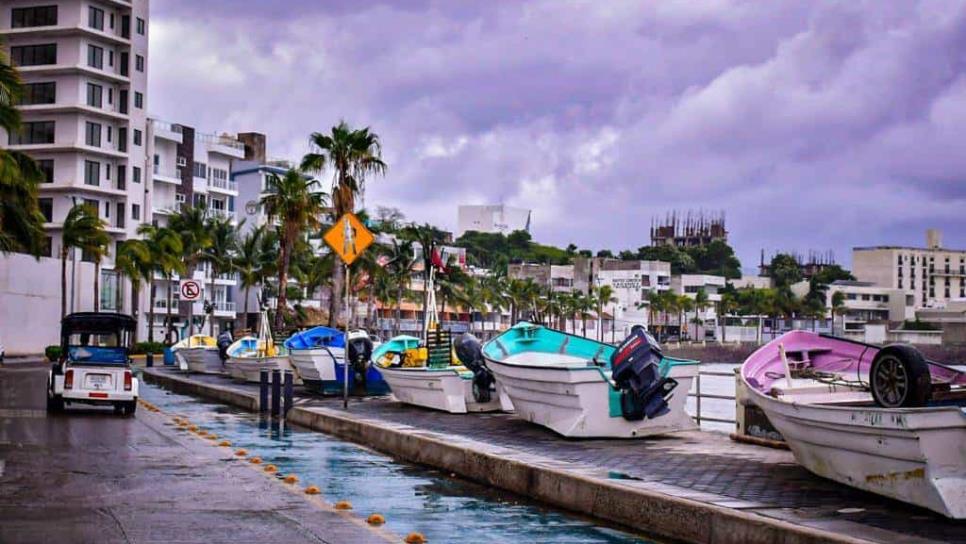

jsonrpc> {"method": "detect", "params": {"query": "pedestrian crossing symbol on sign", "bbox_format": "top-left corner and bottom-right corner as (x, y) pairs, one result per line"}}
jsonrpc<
(324, 213), (374, 265)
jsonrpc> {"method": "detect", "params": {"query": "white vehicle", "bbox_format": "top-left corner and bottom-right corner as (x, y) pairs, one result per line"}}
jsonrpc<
(48, 313), (139, 416)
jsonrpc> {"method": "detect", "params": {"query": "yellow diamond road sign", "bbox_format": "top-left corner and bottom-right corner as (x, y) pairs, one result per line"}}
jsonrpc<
(324, 213), (374, 265)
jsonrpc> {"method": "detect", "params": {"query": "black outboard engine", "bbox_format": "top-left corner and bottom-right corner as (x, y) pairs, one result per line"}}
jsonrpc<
(346, 331), (374, 389)
(456, 333), (494, 403)
(611, 326), (677, 421)
(216, 330), (233, 363)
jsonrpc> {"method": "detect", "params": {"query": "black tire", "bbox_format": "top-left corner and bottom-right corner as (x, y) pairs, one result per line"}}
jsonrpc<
(116, 401), (137, 416)
(870, 345), (931, 408)
(619, 390), (645, 421)
(47, 393), (64, 413)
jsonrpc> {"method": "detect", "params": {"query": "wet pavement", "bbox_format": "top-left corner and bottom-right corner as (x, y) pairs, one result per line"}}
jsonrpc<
(0, 365), (398, 544)
(145, 366), (966, 544)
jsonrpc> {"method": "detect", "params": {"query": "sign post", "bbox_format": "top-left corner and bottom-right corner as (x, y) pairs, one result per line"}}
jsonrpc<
(323, 213), (375, 410)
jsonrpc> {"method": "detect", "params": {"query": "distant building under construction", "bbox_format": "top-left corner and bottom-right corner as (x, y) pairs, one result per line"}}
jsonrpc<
(759, 250), (838, 279)
(650, 211), (727, 248)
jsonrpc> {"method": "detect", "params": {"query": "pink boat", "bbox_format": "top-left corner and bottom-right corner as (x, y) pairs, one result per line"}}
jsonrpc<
(741, 330), (966, 518)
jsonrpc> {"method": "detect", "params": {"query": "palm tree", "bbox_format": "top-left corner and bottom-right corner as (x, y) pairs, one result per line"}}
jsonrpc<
(677, 295), (694, 341)
(831, 290), (847, 335)
(482, 275), (507, 333)
(692, 288), (710, 341)
(573, 289), (593, 337)
(385, 238), (417, 335)
(138, 225), (184, 343)
(718, 291), (739, 343)
(0, 47), (45, 256)
(168, 205), (213, 335)
(235, 225), (277, 331)
(202, 216), (239, 335)
(301, 122), (387, 327)
(59, 204), (109, 317)
(115, 239), (151, 341)
(594, 285), (616, 342)
(260, 169), (326, 329)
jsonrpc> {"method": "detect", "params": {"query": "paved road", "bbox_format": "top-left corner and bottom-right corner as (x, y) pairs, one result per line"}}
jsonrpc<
(0, 365), (395, 544)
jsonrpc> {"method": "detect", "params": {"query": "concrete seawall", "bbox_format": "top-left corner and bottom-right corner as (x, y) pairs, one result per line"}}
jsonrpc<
(143, 369), (878, 544)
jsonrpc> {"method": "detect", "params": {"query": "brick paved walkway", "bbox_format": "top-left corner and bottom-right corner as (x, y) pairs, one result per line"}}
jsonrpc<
(147, 367), (966, 543)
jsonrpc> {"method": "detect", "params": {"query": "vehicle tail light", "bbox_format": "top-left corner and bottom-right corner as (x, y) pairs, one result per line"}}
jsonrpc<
(124, 371), (132, 391)
(64, 369), (74, 390)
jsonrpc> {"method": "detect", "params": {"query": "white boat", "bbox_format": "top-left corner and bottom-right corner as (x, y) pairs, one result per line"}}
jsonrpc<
(372, 334), (506, 413)
(173, 335), (221, 374)
(224, 311), (299, 384)
(741, 330), (966, 519)
(482, 323), (698, 438)
(285, 327), (388, 395)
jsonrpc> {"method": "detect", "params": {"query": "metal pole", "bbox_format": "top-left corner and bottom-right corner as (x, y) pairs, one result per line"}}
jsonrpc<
(695, 371), (702, 425)
(259, 369), (269, 413)
(343, 264), (350, 409)
(283, 370), (293, 416)
(271, 369), (281, 418)
(146, 352), (153, 367)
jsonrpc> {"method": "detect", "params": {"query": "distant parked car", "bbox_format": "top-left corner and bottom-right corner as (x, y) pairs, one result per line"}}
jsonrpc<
(47, 313), (139, 415)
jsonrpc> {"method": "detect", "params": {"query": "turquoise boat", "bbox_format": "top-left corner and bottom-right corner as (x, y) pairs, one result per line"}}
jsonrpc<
(482, 322), (699, 438)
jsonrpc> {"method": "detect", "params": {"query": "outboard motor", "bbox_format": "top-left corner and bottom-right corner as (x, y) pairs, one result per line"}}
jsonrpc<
(611, 326), (677, 421)
(456, 333), (494, 403)
(346, 331), (374, 388)
(216, 330), (233, 363)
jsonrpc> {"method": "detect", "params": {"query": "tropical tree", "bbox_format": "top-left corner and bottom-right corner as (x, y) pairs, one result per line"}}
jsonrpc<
(59, 204), (109, 317)
(482, 275), (507, 333)
(717, 290), (739, 343)
(0, 47), (45, 256)
(114, 239), (151, 341)
(831, 290), (847, 335)
(137, 225), (184, 344)
(691, 288), (710, 341)
(235, 225), (275, 331)
(168, 205), (213, 335)
(202, 216), (239, 335)
(301, 122), (387, 327)
(384, 238), (417, 334)
(594, 285), (616, 342)
(259, 169), (326, 329)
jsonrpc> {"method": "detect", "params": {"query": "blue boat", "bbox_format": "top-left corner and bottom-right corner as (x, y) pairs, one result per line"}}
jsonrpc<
(482, 322), (699, 438)
(286, 327), (388, 395)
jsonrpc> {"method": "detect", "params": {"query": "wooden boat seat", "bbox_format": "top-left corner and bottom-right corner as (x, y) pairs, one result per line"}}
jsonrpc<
(770, 377), (865, 398)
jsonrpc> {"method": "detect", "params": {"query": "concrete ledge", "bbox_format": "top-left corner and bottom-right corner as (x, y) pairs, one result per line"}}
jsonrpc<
(141, 369), (259, 412)
(145, 368), (872, 544)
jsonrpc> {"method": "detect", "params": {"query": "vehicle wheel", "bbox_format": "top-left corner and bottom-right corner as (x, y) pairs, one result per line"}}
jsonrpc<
(870, 345), (931, 408)
(47, 393), (64, 413)
(116, 401), (137, 416)
(619, 390), (645, 421)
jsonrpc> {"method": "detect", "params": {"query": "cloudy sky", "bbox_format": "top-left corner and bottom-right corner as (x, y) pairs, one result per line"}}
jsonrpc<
(149, 1), (966, 272)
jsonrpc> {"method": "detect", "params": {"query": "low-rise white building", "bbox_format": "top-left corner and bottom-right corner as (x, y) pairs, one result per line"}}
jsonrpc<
(457, 204), (531, 236)
(671, 274), (726, 340)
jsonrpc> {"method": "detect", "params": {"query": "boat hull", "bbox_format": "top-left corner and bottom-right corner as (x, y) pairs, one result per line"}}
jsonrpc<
(226, 356), (299, 384)
(487, 358), (697, 438)
(748, 386), (966, 518)
(181, 347), (222, 374)
(376, 366), (502, 413)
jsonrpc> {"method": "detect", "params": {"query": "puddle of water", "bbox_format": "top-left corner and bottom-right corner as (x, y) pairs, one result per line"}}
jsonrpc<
(142, 384), (657, 543)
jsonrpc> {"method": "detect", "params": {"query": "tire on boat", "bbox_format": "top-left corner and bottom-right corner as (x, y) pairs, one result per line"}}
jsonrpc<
(869, 344), (931, 408)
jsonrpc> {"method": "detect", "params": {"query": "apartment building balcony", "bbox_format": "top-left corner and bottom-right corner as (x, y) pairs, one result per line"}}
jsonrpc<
(207, 208), (235, 221)
(199, 133), (245, 159)
(0, 24), (131, 47)
(150, 121), (184, 144)
(19, 103), (129, 122)
(213, 301), (237, 316)
(39, 181), (127, 198)
(6, 141), (128, 160)
(16, 64), (130, 85)
(152, 164), (182, 185)
(208, 177), (238, 193)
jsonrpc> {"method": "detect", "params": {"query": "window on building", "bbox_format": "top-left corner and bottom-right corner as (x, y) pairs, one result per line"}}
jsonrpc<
(135, 55), (144, 72)
(121, 15), (130, 38)
(117, 127), (127, 152)
(10, 44), (57, 66)
(108, 50), (114, 67)
(8, 121), (54, 144)
(131, 204), (140, 221)
(119, 51), (129, 76)
(86, 83), (103, 108)
(136, 17), (146, 35)
(132, 166), (141, 183)
(116, 203), (125, 228)
(228, 196), (235, 212)
(11, 6), (58, 27)
(39, 236), (52, 258)
(38, 198), (53, 222)
(83, 198), (98, 215)
(85, 122), (101, 146)
(19, 82), (56, 105)
(104, 201), (110, 218)
(116, 166), (125, 189)
(193, 193), (206, 207)
(193, 161), (207, 178)
(84, 160), (100, 186)
(133, 129), (142, 146)
(87, 45), (103, 68)
(88, 6), (104, 30)
(110, 13), (115, 29)
(118, 89), (128, 114)
(134, 91), (143, 109)
(107, 126), (112, 143)
(37, 159), (54, 183)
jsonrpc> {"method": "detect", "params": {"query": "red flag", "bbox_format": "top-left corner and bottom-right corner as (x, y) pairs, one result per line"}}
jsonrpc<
(431, 248), (447, 272)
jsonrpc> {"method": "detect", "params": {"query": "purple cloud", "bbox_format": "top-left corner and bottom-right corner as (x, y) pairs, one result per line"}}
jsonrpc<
(149, 1), (966, 270)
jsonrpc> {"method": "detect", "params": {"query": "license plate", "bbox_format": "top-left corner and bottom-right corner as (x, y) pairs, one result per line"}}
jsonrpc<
(87, 374), (111, 389)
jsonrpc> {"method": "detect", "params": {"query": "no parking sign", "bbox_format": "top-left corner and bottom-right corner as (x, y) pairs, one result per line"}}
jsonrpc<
(179, 279), (203, 301)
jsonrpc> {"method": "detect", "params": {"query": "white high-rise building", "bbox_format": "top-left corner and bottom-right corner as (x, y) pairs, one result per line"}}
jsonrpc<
(2, 0), (151, 257)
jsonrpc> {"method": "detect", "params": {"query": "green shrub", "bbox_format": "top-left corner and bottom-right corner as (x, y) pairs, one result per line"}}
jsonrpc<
(133, 341), (165, 355)
(45, 345), (62, 362)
